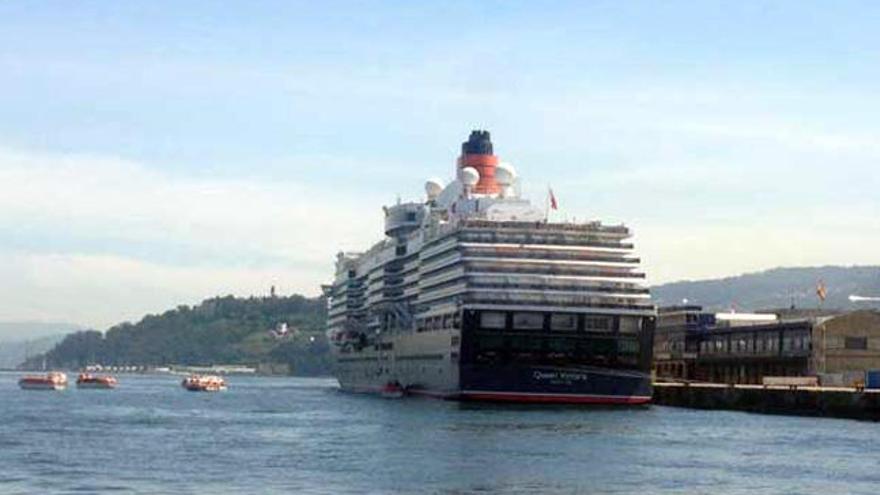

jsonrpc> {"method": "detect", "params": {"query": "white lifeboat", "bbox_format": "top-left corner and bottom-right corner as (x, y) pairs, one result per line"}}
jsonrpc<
(76, 373), (118, 389)
(181, 374), (227, 392)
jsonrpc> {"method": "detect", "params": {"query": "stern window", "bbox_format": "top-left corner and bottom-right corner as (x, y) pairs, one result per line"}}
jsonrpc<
(550, 314), (577, 331)
(480, 312), (506, 329)
(619, 317), (641, 334)
(585, 316), (611, 332)
(513, 313), (544, 330)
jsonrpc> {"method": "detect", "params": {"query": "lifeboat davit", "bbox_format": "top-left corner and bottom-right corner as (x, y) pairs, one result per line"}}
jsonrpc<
(18, 371), (68, 390)
(181, 374), (227, 392)
(76, 373), (118, 389)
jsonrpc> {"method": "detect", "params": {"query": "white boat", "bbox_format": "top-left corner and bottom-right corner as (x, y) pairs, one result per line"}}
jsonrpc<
(181, 374), (227, 392)
(324, 130), (656, 404)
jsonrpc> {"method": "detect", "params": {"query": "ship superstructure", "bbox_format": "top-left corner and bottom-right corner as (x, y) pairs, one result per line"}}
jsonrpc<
(324, 131), (656, 404)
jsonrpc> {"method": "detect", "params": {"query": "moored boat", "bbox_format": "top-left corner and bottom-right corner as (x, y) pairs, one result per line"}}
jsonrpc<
(76, 373), (118, 389)
(181, 374), (227, 392)
(380, 380), (405, 399)
(18, 372), (68, 390)
(324, 130), (656, 405)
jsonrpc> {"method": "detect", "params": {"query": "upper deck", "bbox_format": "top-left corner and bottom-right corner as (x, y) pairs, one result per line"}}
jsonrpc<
(326, 130), (656, 339)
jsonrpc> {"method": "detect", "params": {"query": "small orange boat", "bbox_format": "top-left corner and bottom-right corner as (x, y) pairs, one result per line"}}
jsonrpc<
(18, 371), (68, 390)
(181, 374), (227, 392)
(76, 373), (118, 389)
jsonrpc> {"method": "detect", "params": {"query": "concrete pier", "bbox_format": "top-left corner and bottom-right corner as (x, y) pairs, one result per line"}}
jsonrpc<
(653, 382), (880, 421)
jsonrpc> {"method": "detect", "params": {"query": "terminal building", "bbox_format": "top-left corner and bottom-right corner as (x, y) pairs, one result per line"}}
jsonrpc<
(654, 306), (880, 385)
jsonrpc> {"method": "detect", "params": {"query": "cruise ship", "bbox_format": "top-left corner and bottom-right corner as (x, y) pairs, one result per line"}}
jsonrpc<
(324, 131), (656, 404)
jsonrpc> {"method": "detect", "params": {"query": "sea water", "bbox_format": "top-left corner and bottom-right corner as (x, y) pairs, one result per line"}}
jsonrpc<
(1, 372), (878, 494)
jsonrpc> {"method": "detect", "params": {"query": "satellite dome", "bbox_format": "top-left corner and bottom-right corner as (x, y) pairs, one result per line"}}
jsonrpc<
(495, 162), (517, 186)
(425, 178), (444, 200)
(460, 167), (480, 187)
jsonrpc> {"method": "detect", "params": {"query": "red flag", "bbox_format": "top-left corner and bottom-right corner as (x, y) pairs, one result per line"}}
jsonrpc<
(549, 188), (558, 210)
(816, 280), (827, 302)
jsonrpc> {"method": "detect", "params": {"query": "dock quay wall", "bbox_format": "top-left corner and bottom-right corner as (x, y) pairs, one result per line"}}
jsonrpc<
(653, 382), (880, 421)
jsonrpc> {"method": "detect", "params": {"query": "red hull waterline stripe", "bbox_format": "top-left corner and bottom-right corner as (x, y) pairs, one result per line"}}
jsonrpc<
(342, 386), (650, 404)
(459, 390), (652, 405)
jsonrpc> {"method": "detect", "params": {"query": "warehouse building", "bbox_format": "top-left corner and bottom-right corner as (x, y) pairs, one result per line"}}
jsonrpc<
(654, 307), (880, 385)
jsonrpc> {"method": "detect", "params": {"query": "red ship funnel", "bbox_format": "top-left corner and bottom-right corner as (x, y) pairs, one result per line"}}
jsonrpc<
(458, 130), (501, 195)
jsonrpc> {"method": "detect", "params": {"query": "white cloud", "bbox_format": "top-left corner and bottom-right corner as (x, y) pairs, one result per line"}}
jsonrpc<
(0, 147), (386, 261)
(0, 252), (325, 329)
(2, 127), (879, 328)
(636, 217), (880, 286)
(666, 121), (880, 155)
(0, 147), (387, 327)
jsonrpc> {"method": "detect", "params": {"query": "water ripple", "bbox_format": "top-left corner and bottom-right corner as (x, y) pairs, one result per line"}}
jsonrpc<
(2, 373), (879, 494)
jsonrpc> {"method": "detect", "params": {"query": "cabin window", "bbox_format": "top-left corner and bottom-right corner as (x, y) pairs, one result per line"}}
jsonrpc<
(618, 339), (639, 355)
(845, 337), (868, 350)
(547, 338), (576, 353)
(476, 334), (504, 351)
(584, 316), (611, 331)
(480, 312), (506, 329)
(513, 313), (544, 330)
(619, 317), (641, 334)
(510, 335), (544, 352)
(474, 334), (504, 364)
(783, 336), (794, 351)
(550, 314), (577, 331)
(579, 338), (615, 362)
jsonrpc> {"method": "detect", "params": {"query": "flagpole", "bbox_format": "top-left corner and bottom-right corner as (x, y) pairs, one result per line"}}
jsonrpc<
(545, 184), (550, 223)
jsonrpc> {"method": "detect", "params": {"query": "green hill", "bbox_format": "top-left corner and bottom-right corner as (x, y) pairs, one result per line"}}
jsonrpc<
(23, 295), (330, 375)
(652, 265), (880, 311)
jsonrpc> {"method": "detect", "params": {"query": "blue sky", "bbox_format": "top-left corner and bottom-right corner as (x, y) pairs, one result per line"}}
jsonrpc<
(1, 1), (879, 327)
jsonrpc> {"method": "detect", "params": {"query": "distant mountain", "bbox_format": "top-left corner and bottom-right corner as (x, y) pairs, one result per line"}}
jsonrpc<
(0, 321), (82, 343)
(0, 334), (67, 369)
(652, 266), (880, 311)
(24, 295), (330, 375)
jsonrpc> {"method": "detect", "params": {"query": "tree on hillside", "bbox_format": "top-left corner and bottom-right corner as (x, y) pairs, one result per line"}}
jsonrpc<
(22, 294), (330, 375)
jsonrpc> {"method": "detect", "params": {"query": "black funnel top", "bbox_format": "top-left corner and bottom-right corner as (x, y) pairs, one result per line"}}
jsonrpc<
(461, 130), (493, 155)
